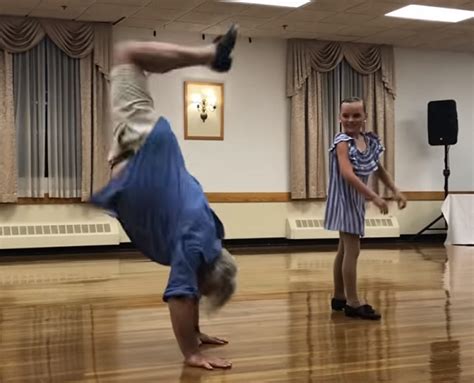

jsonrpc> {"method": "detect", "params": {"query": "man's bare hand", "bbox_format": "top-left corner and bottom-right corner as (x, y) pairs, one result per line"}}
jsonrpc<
(185, 353), (232, 370)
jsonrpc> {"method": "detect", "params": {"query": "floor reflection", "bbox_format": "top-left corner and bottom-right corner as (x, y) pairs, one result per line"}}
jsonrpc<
(0, 304), (100, 383)
(285, 245), (473, 383)
(428, 245), (474, 383)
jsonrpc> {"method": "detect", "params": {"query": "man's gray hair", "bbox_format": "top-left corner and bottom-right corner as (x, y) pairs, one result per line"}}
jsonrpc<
(202, 248), (237, 313)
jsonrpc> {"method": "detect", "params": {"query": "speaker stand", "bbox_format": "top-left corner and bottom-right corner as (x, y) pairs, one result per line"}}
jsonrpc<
(412, 145), (450, 241)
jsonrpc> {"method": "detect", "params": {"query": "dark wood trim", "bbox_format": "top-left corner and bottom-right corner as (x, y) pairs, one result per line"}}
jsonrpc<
(402, 191), (474, 201)
(206, 192), (291, 203)
(7, 191), (474, 205)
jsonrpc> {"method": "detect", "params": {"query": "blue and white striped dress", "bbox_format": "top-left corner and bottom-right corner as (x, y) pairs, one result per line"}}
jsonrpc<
(324, 132), (384, 237)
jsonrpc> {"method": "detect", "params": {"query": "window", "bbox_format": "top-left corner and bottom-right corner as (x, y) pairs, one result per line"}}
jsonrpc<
(322, 59), (365, 146)
(321, 59), (365, 171)
(13, 37), (81, 198)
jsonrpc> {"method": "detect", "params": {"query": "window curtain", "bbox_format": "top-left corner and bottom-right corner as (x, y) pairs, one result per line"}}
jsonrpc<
(13, 38), (47, 197)
(0, 16), (112, 202)
(321, 60), (365, 190)
(46, 37), (82, 198)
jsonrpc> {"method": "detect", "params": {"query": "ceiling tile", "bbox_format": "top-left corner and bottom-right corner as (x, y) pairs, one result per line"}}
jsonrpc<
(146, 0), (206, 11)
(239, 5), (291, 18)
(76, 4), (140, 22)
(39, 0), (95, 6)
(460, 1), (474, 10)
(276, 9), (337, 23)
(366, 28), (417, 39)
(218, 16), (269, 29)
(118, 18), (167, 29)
(201, 25), (229, 35)
(269, 31), (316, 39)
(356, 28), (417, 44)
(389, 0), (473, 7)
(254, 22), (289, 32)
(397, 20), (454, 31)
(0, 7), (32, 16)
(435, 24), (473, 36)
(396, 31), (441, 45)
(356, 35), (406, 44)
(193, 1), (250, 14)
(390, 37), (424, 48)
(178, 11), (229, 25)
(364, 15), (412, 28)
(319, 12), (377, 24)
(442, 23), (474, 35)
(30, 6), (87, 19)
(336, 25), (386, 37)
(432, 29), (473, 44)
(319, 34), (359, 42)
(259, 21), (345, 34)
(234, 26), (270, 37)
(346, 1), (405, 15)
(164, 21), (208, 32)
(303, 0), (365, 12)
(461, 16), (474, 26)
(95, 0), (150, 5)
(203, 24), (258, 38)
(132, 6), (184, 20)
(1, 0), (39, 7)
(299, 22), (346, 34)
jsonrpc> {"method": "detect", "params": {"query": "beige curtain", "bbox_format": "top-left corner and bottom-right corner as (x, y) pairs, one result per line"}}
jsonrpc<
(0, 50), (16, 202)
(287, 39), (396, 199)
(0, 16), (112, 202)
(365, 71), (395, 196)
(290, 73), (327, 198)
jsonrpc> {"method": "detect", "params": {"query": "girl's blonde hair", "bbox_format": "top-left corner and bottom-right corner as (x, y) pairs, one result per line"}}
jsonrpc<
(341, 96), (366, 113)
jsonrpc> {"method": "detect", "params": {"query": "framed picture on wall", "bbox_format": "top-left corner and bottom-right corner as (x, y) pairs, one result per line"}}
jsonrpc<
(184, 81), (224, 140)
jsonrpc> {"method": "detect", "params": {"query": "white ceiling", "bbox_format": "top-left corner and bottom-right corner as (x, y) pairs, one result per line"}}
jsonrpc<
(1, 0), (473, 52)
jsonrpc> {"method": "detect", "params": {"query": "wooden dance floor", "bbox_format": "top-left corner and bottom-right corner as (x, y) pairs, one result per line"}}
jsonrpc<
(0, 244), (473, 382)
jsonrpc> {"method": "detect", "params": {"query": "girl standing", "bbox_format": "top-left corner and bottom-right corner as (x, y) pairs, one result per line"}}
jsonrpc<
(325, 97), (407, 320)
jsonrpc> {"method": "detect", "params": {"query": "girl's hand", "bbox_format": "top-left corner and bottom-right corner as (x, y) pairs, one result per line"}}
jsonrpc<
(373, 196), (389, 214)
(394, 191), (407, 210)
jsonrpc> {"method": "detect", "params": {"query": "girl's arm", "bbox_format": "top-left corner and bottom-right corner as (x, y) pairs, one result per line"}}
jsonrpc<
(336, 142), (388, 214)
(375, 164), (407, 209)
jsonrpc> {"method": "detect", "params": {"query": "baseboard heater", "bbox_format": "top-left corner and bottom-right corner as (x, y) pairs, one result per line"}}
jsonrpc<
(286, 216), (400, 239)
(0, 221), (121, 249)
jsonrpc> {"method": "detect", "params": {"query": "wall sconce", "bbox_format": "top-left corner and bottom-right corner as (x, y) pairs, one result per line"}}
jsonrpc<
(184, 81), (224, 141)
(191, 92), (217, 122)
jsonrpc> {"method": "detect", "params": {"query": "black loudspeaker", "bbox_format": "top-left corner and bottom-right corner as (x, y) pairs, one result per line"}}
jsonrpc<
(428, 99), (458, 146)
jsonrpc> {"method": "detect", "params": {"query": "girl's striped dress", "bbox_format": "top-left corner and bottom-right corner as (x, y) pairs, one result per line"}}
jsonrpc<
(324, 132), (384, 236)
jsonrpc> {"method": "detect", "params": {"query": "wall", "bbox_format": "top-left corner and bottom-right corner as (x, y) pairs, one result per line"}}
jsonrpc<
(1, 29), (472, 244)
(113, 27), (290, 192)
(394, 47), (474, 191)
(113, 29), (474, 193)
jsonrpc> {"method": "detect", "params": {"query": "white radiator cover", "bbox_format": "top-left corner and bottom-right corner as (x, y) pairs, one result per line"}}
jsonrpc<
(0, 216), (400, 249)
(286, 216), (400, 239)
(0, 221), (121, 249)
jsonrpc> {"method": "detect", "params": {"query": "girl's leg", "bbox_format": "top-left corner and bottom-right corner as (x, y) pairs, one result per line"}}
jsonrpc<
(333, 236), (345, 300)
(341, 231), (381, 320)
(340, 231), (361, 308)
